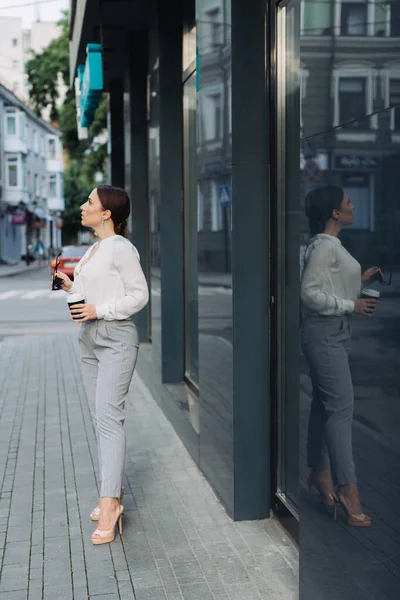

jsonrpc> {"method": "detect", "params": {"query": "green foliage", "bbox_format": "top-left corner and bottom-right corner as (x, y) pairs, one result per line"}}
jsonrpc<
(25, 10), (108, 242)
(25, 11), (69, 122)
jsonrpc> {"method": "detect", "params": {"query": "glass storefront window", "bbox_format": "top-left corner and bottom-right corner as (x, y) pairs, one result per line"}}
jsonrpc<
(276, 0), (400, 596)
(183, 73), (199, 386)
(196, 0), (233, 511)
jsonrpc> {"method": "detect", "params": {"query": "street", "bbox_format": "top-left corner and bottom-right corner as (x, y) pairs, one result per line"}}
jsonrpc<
(0, 268), (75, 338)
(0, 269), (297, 600)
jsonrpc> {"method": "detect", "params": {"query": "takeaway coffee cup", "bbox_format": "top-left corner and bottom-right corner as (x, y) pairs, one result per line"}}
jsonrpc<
(361, 288), (380, 301)
(67, 293), (86, 320)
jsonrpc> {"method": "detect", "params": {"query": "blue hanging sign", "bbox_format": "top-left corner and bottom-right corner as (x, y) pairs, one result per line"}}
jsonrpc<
(78, 43), (103, 128)
(218, 185), (231, 206)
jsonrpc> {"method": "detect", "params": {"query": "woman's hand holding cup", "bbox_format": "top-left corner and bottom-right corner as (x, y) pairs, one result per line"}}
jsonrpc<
(55, 271), (73, 292)
(354, 288), (380, 317)
(354, 298), (378, 317)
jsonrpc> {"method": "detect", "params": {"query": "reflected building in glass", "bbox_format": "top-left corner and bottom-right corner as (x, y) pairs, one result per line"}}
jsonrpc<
(297, 1), (400, 598)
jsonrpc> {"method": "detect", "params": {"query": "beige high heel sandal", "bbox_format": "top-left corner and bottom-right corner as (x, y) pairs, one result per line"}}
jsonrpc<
(91, 504), (124, 545)
(90, 487), (124, 521)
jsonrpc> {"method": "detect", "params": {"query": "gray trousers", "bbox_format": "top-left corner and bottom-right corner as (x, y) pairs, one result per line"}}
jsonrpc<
(79, 319), (139, 498)
(301, 313), (357, 486)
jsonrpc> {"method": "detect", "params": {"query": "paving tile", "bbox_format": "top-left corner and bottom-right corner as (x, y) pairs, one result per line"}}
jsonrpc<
(0, 563), (28, 592)
(134, 588), (167, 600)
(0, 335), (298, 600)
(3, 541), (30, 565)
(43, 583), (73, 600)
(179, 583), (214, 600)
(131, 568), (163, 590)
(172, 561), (205, 585)
(0, 592), (28, 600)
(117, 579), (136, 599)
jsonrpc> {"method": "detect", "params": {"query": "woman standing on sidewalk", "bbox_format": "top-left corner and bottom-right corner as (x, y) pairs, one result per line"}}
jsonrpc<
(55, 185), (148, 544)
(301, 185), (380, 527)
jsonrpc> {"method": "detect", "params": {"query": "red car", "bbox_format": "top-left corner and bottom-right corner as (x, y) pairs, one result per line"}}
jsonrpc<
(51, 245), (90, 281)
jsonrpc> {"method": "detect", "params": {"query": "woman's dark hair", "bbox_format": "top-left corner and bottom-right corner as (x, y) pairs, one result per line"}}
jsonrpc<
(96, 184), (131, 237)
(304, 185), (344, 236)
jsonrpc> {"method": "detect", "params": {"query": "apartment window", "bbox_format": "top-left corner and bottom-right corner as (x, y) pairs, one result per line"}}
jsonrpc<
(12, 60), (18, 69)
(27, 170), (31, 189)
(343, 174), (372, 230)
(202, 91), (222, 141)
(34, 174), (39, 196)
(7, 156), (18, 187)
(341, 2), (367, 36)
(33, 129), (38, 154)
(339, 78), (366, 126)
(6, 110), (16, 135)
(205, 7), (222, 47)
(12, 38), (18, 47)
(390, 2), (400, 37)
(390, 78), (400, 130)
(48, 174), (57, 197)
(48, 138), (56, 159)
(22, 157), (27, 188)
(210, 182), (223, 231)
(25, 121), (29, 146)
(42, 176), (46, 198)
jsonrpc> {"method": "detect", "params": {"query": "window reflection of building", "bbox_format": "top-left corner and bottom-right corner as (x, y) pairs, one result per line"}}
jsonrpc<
(301, 0), (400, 247)
(197, 0), (231, 273)
(299, 2), (400, 595)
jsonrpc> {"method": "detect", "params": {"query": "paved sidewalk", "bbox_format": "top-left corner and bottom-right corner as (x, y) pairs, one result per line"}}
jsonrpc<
(0, 262), (47, 278)
(0, 334), (298, 600)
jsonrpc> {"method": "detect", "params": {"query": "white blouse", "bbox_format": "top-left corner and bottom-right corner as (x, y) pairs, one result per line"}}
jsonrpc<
(68, 235), (149, 321)
(301, 234), (361, 316)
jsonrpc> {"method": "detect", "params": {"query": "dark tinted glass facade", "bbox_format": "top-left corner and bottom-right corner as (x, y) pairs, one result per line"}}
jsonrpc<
(273, 0), (400, 597)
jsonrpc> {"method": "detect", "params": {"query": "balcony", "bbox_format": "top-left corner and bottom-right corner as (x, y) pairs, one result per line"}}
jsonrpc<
(47, 196), (65, 211)
(4, 137), (28, 155)
(46, 158), (64, 173)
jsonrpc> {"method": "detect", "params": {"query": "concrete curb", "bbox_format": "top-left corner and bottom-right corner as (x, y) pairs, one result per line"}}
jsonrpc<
(0, 264), (48, 278)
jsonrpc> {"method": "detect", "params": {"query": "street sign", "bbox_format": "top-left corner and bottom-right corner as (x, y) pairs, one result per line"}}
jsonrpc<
(78, 43), (103, 129)
(218, 185), (231, 206)
(303, 159), (321, 185)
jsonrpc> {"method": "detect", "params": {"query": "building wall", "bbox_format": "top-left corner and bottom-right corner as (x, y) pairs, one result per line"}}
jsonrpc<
(0, 17), (67, 119)
(0, 18), (24, 98)
(0, 87), (64, 263)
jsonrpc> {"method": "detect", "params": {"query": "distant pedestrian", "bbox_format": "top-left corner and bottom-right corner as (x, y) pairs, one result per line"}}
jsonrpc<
(54, 185), (148, 545)
(34, 239), (45, 266)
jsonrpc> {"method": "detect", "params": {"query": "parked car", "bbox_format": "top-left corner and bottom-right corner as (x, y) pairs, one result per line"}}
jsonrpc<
(50, 245), (90, 281)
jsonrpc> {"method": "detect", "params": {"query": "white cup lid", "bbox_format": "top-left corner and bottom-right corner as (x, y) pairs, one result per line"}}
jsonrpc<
(361, 288), (380, 298)
(67, 293), (86, 304)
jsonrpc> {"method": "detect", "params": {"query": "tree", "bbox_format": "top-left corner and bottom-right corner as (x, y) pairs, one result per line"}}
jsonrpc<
(25, 11), (69, 123)
(25, 10), (108, 243)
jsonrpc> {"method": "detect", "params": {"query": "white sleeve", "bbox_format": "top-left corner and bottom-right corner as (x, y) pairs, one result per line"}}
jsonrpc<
(95, 242), (149, 321)
(301, 243), (355, 316)
(68, 271), (85, 297)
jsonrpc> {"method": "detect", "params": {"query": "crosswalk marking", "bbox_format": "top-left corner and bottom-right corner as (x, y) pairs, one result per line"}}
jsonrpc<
(0, 291), (19, 300)
(48, 290), (67, 299)
(21, 290), (53, 299)
(0, 289), (66, 301)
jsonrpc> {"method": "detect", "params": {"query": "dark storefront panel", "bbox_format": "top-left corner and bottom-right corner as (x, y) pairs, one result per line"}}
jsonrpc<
(148, 27), (162, 361)
(197, 0), (234, 512)
(275, 0), (301, 514)
(275, 0), (400, 597)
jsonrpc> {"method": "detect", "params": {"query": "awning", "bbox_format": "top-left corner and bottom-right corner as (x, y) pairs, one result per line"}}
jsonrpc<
(33, 208), (46, 220)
